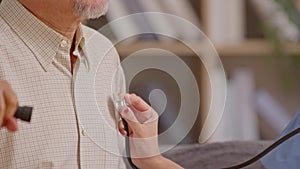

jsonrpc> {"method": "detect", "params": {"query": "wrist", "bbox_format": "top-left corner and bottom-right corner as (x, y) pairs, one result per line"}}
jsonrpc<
(132, 155), (164, 169)
(130, 136), (160, 158)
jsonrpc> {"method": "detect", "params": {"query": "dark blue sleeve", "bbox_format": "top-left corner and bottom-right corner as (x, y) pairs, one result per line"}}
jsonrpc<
(261, 111), (300, 169)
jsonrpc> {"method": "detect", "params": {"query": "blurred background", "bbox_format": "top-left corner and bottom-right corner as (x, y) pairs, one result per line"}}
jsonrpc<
(2, 0), (299, 144)
(85, 0), (300, 143)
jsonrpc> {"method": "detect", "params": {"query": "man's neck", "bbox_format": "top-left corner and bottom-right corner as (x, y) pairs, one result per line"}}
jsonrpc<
(18, 0), (82, 41)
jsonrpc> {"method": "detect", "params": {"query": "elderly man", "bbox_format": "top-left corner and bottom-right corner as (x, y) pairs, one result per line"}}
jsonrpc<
(0, 0), (182, 168)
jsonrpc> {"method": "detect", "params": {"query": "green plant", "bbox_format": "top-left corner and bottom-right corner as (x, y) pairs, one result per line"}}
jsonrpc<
(263, 0), (300, 90)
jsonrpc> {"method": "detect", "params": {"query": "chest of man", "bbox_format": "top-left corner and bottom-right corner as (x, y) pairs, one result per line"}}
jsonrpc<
(0, 31), (123, 169)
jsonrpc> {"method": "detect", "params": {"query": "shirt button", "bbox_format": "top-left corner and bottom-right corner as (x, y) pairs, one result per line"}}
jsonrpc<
(73, 51), (79, 56)
(60, 40), (68, 48)
(81, 129), (86, 136)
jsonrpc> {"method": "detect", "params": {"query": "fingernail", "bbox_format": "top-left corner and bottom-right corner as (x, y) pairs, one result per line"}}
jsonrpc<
(123, 108), (129, 114)
(120, 108), (128, 117)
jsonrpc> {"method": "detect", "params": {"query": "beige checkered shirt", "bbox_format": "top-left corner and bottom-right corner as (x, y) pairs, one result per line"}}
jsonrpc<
(0, 0), (126, 168)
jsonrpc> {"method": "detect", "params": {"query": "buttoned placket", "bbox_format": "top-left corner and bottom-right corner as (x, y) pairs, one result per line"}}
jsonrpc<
(72, 49), (88, 138)
(71, 46), (91, 169)
(54, 38), (89, 168)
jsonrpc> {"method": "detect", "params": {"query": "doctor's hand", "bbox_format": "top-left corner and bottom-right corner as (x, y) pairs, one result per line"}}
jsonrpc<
(118, 94), (158, 139)
(0, 80), (18, 131)
(118, 94), (183, 169)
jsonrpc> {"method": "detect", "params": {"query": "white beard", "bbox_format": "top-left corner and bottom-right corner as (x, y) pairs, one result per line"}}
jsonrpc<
(73, 0), (109, 19)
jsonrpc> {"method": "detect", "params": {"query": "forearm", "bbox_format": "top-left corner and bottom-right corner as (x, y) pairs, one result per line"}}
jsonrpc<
(133, 155), (183, 169)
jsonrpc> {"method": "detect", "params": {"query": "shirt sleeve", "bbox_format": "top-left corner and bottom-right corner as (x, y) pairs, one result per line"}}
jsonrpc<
(261, 111), (300, 169)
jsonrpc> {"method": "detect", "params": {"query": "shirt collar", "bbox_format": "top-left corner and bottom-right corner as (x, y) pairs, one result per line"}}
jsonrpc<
(0, 0), (86, 72)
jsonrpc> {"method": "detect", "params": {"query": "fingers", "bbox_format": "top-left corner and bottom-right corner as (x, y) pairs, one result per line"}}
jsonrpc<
(0, 80), (18, 131)
(120, 107), (141, 133)
(120, 107), (139, 123)
(3, 86), (18, 121)
(5, 118), (18, 131)
(118, 119), (127, 136)
(118, 94), (159, 138)
(125, 94), (149, 112)
(0, 89), (5, 127)
(124, 94), (158, 124)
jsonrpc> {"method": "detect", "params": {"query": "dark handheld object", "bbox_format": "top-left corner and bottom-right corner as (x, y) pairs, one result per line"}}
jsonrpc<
(14, 106), (32, 122)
